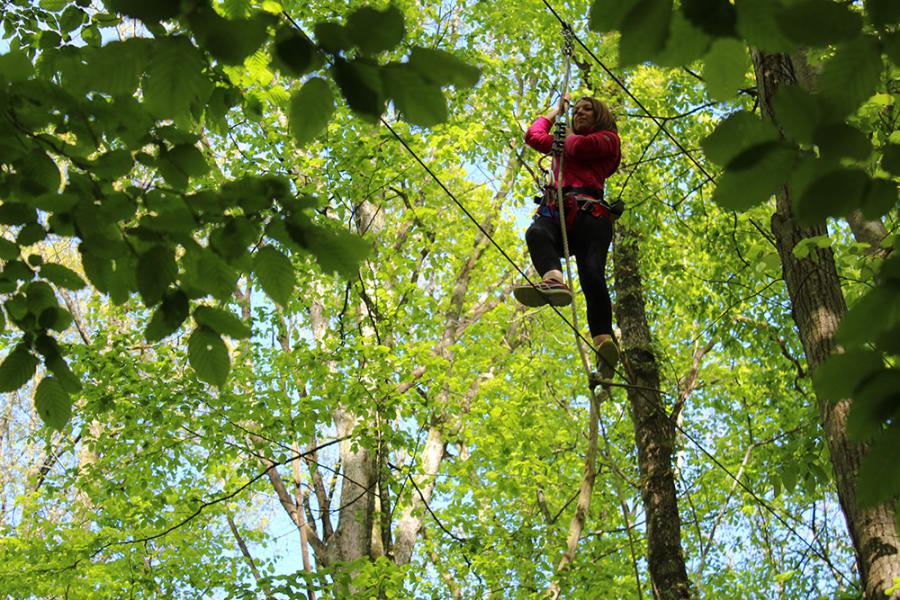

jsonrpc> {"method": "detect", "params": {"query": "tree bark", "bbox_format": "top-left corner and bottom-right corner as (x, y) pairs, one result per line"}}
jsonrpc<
(751, 48), (900, 599)
(613, 226), (692, 600)
(325, 407), (377, 566)
(846, 210), (889, 256)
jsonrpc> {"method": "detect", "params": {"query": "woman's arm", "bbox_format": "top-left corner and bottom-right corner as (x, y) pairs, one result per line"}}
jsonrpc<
(524, 116), (554, 154)
(525, 97), (570, 154)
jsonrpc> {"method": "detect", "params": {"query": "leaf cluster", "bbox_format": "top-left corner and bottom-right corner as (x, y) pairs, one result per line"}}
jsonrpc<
(0, 0), (481, 428)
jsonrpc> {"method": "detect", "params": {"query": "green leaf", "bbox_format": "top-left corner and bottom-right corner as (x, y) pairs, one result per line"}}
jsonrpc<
(188, 326), (230, 386)
(181, 246), (237, 302)
(813, 348), (883, 402)
(205, 86), (238, 132)
(861, 178), (898, 219)
(209, 216), (259, 261)
(702, 38), (748, 101)
(194, 306), (251, 339)
(3, 260), (35, 284)
(381, 63), (447, 127)
(886, 32), (900, 67)
(137, 245), (178, 306)
(0, 238), (18, 260)
(865, 0), (900, 28)
(91, 149), (134, 180)
(711, 143), (796, 211)
(332, 57), (384, 120)
(34, 377), (71, 431)
(796, 167), (868, 224)
(16, 150), (61, 196)
(857, 422), (900, 506)
(158, 144), (209, 189)
(289, 77), (335, 147)
(839, 286), (900, 347)
(145, 289), (189, 341)
(776, 0), (862, 46)
(39, 306), (72, 332)
(26, 281), (58, 313)
(654, 11), (711, 67)
(45, 353), (81, 393)
(408, 47), (481, 88)
(253, 246), (295, 306)
(40, 263), (86, 290)
(847, 369), (900, 441)
(17, 223), (46, 246)
(881, 144), (900, 177)
(273, 28), (320, 76)
(618, 0), (672, 66)
(735, 0), (794, 52)
(782, 462), (799, 493)
(701, 111), (778, 166)
(681, 0), (736, 37)
(59, 5), (87, 33)
(80, 251), (113, 293)
(772, 86), (823, 145)
(106, 0), (181, 22)
(139, 193), (197, 234)
(346, 5), (405, 55)
(189, 7), (273, 65)
(0, 347), (39, 393)
(108, 256), (137, 305)
(589, 0), (641, 33)
(315, 22), (351, 53)
(143, 37), (213, 123)
(0, 50), (35, 82)
(293, 219), (370, 278)
(813, 123), (872, 161)
(818, 36), (882, 118)
(0, 203), (38, 225)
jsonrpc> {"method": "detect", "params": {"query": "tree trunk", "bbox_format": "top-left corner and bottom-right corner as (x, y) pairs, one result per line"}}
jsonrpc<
(324, 407), (377, 566)
(751, 48), (900, 599)
(613, 226), (692, 599)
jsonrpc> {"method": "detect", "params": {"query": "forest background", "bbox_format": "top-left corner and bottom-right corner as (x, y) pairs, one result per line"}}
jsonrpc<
(0, 0), (898, 598)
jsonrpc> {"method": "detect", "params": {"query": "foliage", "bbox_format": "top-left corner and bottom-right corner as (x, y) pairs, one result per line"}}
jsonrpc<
(0, 0), (893, 598)
(0, 0), (480, 428)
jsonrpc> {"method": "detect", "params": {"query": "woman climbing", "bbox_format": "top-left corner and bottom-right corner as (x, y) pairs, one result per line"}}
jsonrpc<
(514, 95), (622, 378)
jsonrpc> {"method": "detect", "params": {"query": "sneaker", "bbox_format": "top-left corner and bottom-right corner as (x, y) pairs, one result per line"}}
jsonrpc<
(595, 338), (619, 380)
(513, 279), (573, 307)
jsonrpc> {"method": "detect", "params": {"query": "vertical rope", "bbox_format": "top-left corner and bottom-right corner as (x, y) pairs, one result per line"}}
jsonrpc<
(552, 26), (596, 389)
(546, 25), (610, 599)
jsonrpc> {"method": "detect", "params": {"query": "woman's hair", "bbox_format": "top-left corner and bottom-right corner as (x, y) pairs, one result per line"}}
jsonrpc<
(575, 96), (617, 133)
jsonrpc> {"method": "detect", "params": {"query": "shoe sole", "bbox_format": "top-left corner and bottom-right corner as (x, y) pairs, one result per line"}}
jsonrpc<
(595, 341), (619, 379)
(514, 285), (573, 308)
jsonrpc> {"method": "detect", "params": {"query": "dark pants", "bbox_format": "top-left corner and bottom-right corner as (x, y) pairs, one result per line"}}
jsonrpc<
(525, 213), (613, 337)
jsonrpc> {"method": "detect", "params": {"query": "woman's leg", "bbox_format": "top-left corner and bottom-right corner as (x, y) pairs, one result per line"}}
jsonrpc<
(525, 217), (564, 281)
(572, 213), (614, 338)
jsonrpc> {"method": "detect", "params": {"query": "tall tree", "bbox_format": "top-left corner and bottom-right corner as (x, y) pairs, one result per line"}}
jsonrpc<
(614, 225), (692, 599)
(752, 48), (900, 599)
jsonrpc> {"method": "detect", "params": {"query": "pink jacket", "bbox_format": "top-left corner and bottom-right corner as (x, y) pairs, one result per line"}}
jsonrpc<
(524, 116), (621, 193)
